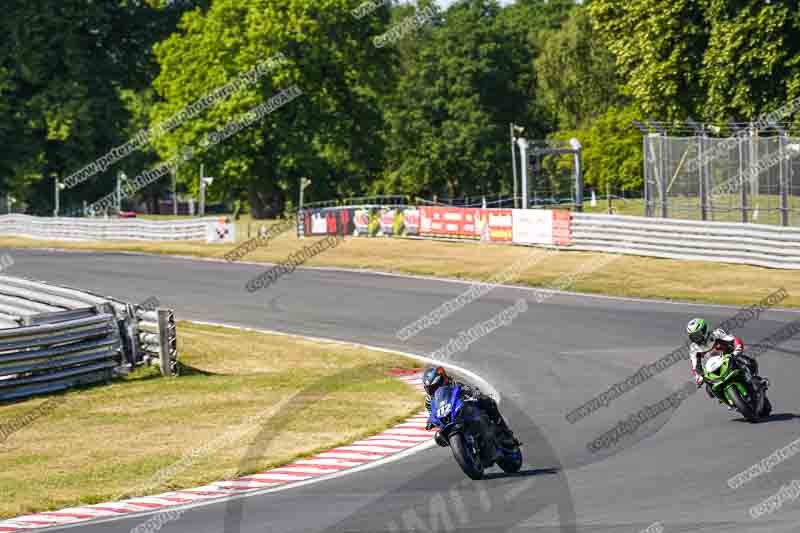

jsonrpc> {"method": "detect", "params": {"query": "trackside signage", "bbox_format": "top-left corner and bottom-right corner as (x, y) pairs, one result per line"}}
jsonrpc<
(512, 209), (553, 245)
(512, 209), (572, 246)
(298, 205), (572, 246)
(206, 218), (236, 243)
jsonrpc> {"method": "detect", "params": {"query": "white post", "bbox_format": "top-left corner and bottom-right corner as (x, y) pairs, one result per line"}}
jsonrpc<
(53, 177), (60, 217)
(199, 164), (205, 217)
(516, 137), (529, 209)
(570, 138), (583, 212)
(510, 123), (518, 208)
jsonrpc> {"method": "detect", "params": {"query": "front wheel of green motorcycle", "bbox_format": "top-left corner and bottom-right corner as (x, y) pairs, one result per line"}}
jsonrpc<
(728, 386), (759, 422)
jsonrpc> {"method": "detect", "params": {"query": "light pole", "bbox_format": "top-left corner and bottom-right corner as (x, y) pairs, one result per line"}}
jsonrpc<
(198, 164), (214, 217)
(516, 137), (529, 209)
(510, 124), (525, 208)
(299, 177), (311, 239)
(53, 176), (66, 217)
(569, 138), (583, 212)
(116, 171), (127, 214)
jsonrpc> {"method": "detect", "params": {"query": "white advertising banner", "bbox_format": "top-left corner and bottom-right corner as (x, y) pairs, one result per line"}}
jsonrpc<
(512, 209), (553, 245)
(206, 218), (236, 243)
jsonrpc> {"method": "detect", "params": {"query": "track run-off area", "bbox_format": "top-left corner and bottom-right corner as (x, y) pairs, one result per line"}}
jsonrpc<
(9, 248), (800, 533)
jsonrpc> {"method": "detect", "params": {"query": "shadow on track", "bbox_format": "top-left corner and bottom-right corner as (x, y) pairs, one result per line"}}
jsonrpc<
(482, 467), (561, 480)
(734, 412), (800, 424)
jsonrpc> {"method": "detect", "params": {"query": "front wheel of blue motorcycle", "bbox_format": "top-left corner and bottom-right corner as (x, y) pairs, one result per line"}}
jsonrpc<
(449, 433), (484, 480)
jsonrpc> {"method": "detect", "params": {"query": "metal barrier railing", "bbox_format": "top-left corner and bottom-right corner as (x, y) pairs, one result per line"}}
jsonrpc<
(0, 312), (121, 401)
(0, 276), (180, 402)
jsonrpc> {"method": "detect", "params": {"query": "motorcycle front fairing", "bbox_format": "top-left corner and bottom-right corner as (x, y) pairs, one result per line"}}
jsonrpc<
(430, 385), (481, 436)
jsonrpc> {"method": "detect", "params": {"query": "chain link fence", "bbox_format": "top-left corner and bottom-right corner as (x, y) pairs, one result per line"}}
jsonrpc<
(644, 132), (800, 226)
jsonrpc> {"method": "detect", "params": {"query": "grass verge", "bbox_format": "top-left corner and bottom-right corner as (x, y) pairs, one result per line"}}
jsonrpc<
(0, 322), (424, 519)
(1, 229), (799, 308)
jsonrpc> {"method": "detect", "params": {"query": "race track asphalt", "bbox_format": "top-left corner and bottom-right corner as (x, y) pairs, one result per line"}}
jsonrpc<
(8, 247), (800, 532)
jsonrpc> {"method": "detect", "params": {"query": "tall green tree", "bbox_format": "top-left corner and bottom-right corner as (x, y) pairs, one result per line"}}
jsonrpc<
(702, 0), (800, 122)
(535, 7), (624, 130)
(150, 0), (393, 218)
(378, 0), (548, 199)
(0, 0), (195, 214)
(589, 0), (708, 121)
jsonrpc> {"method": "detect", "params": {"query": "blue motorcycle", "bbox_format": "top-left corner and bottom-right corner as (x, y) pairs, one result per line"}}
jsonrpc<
(429, 384), (523, 479)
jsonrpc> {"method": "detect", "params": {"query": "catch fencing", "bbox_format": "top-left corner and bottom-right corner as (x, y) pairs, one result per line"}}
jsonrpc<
(0, 275), (179, 402)
(0, 214), (235, 242)
(299, 204), (800, 270)
(643, 132), (800, 225)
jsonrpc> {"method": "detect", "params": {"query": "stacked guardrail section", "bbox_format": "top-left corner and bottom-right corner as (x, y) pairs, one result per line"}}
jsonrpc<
(569, 213), (800, 270)
(0, 214), (225, 242)
(0, 275), (179, 402)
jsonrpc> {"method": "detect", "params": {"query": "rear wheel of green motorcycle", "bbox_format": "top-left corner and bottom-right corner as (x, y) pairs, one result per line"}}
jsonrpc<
(497, 447), (523, 474)
(449, 433), (484, 480)
(728, 386), (758, 422)
(760, 396), (772, 417)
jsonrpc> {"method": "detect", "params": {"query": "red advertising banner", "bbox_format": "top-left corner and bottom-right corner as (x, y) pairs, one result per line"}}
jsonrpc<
(420, 207), (469, 238)
(419, 207), (513, 242)
(484, 209), (513, 242)
(420, 207), (514, 241)
(552, 210), (572, 245)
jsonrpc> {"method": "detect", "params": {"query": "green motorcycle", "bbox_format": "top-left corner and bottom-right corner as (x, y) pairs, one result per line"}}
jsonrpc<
(702, 354), (771, 422)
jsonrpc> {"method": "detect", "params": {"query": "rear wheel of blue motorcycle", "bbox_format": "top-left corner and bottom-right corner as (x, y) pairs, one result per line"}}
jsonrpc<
(497, 447), (523, 474)
(449, 433), (484, 480)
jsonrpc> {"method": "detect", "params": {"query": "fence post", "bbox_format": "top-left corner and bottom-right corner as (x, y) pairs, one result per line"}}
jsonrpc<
(739, 134), (748, 223)
(698, 131), (708, 220)
(643, 135), (652, 217)
(659, 134), (668, 218)
(780, 134), (790, 226)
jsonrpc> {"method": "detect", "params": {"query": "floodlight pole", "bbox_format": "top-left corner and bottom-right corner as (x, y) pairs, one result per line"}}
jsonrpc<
(516, 137), (529, 209)
(570, 138), (583, 212)
(510, 124), (518, 209)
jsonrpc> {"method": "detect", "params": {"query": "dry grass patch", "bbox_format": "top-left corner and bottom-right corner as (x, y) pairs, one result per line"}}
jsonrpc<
(0, 322), (424, 519)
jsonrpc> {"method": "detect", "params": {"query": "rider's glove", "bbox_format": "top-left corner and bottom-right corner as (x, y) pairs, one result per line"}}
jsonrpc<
(694, 373), (704, 386)
(426, 420), (434, 431)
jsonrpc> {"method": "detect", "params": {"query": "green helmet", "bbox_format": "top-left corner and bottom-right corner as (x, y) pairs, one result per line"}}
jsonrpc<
(686, 318), (709, 345)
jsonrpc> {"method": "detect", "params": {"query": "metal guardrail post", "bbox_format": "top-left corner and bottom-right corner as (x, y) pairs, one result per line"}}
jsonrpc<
(157, 309), (178, 377)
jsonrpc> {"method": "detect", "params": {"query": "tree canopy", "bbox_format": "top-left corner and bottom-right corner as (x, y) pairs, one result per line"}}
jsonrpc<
(3, 0), (800, 216)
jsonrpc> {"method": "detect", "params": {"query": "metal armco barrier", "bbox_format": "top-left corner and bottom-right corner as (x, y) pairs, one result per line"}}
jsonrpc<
(0, 214), (221, 241)
(0, 275), (179, 401)
(0, 313), (121, 401)
(570, 213), (800, 270)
